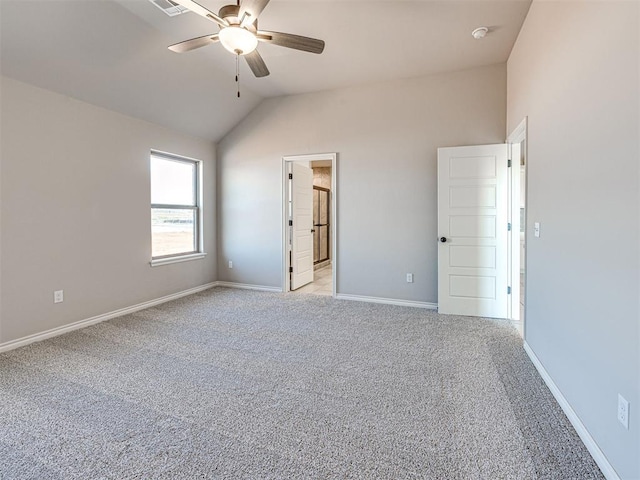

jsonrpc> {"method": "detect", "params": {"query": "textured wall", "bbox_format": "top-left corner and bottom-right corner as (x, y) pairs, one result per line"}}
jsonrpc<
(217, 64), (506, 300)
(508, 2), (640, 477)
(0, 77), (217, 344)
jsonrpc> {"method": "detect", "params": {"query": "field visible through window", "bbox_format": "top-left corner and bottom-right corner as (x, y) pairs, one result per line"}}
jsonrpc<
(151, 208), (195, 257)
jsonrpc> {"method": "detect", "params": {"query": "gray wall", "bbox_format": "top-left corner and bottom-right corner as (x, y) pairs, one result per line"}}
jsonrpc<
(0, 77), (217, 344)
(507, 2), (639, 478)
(217, 64), (506, 300)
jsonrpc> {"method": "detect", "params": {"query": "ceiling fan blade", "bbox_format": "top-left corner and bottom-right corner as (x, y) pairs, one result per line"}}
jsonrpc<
(244, 50), (270, 78)
(257, 31), (325, 54)
(238, 0), (270, 27)
(171, 0), (229, 27)
(168, 34), (219, 53)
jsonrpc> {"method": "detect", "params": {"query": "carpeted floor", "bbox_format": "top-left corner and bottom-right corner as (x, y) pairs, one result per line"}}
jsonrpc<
(0, 288), (603, 479)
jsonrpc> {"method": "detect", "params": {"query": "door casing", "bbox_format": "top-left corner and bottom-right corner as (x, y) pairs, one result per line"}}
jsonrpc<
(282, 153), (337, 295)
(507, 117), (528, 336)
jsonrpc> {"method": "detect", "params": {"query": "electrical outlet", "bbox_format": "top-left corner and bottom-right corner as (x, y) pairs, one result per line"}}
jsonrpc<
(406, 273), (413, 283)
(228, 260), (233, 269)
(54, 290), (64, 304)
(534, 222), (541, 238)
(618, 394), (629, 429)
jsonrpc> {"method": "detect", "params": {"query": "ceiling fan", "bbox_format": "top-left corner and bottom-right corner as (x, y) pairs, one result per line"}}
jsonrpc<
(168, 0), (325, 78)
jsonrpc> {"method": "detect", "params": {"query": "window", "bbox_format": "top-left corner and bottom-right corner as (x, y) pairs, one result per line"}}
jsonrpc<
(150, 151), (204, 265)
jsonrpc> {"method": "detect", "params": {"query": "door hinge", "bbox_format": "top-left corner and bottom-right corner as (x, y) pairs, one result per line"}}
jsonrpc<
(288, 173), (293, 179)
(507, 286), (512, 294)
(508, 159), (512, 168)
(508, 222), (512, 231)
(288, 220), (293, 226)
(289, 266), (293, 273)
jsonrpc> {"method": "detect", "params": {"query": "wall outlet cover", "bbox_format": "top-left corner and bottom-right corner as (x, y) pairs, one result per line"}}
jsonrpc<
(618, 394), (629, 429)
(54, 290), (64, 304)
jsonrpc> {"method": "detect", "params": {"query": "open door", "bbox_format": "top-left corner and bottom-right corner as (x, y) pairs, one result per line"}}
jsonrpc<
(437, 144), (509, 318)
(290, 162), (314, 290)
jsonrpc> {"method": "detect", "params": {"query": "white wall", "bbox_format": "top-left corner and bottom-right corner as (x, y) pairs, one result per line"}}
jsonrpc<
(508, 2), (639, 478)
(0, 77), (217, 344)
(217, 64), (506, 301)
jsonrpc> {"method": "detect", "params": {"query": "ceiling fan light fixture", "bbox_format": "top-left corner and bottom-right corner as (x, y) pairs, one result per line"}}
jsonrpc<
(219, 26), (258, 55)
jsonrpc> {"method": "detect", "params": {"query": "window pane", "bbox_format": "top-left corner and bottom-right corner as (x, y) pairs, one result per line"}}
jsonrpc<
(151, 156), (195, 206)
(151, 208), (196, 257)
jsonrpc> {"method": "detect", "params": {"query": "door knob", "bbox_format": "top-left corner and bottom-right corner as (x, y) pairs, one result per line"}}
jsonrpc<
(311, 229), (316, 233)
(440, 237), (447, 243)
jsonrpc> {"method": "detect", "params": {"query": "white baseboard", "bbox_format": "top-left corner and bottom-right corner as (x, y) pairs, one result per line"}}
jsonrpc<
(523, 342), (620, 480)
(0, 282), (217, 354)
(335, 293), (437, 310)
(215, 281), (283, 293)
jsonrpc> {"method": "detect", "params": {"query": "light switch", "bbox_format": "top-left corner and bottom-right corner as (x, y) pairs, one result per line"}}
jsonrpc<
(534, 222), (540, 238)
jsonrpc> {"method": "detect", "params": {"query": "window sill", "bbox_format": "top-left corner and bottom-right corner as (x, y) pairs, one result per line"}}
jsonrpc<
(150, 252), (207, 267)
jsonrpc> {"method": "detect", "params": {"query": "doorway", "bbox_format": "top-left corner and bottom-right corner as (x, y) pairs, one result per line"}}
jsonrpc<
(282, 153), (337, 296)
(508, 118), (527, 337)
(436, 123), (527, 330)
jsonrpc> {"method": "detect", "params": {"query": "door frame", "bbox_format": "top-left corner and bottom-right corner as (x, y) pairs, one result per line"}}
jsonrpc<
(507, 117), (528, 336)
(282, 153), (337, 296)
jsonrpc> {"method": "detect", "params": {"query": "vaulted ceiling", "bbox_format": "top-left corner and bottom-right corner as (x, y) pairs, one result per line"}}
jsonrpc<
(0, 0), (531, 141)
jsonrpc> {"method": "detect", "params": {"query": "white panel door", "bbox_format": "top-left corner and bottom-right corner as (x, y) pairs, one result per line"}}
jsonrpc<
(437, 144), (509, 318)
(291, 163), (314, 290)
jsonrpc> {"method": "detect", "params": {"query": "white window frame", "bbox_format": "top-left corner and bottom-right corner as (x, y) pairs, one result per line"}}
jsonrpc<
(150, 150), (206, 267)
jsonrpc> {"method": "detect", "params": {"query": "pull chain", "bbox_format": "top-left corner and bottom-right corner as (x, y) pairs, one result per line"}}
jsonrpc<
(235, 53), (240, 98)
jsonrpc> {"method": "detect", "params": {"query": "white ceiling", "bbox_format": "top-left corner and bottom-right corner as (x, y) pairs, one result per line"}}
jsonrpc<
(0, 0), (531, 142)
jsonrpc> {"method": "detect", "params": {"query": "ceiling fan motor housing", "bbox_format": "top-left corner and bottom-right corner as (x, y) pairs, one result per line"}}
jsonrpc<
(219, 4), (257, 30)
(219, 4), (239, 22)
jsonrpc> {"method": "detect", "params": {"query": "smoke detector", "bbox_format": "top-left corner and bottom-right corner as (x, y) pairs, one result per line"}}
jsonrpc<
(148, 0), (190, 17)
(471, 27), (489, 40)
